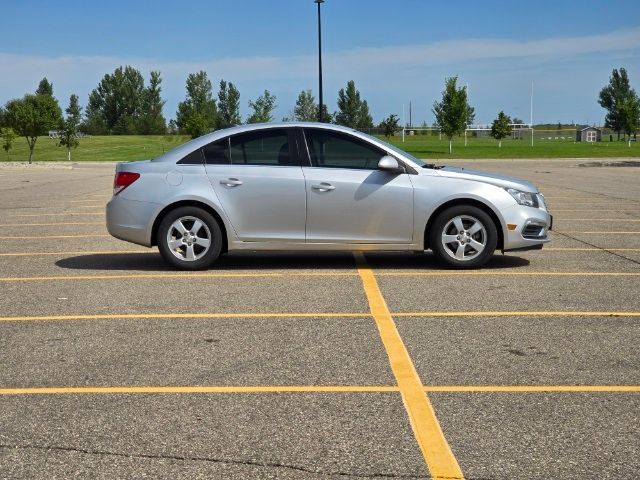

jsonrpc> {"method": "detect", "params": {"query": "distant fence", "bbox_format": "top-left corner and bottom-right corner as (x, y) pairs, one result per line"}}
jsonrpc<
(48, 130), (92, 139)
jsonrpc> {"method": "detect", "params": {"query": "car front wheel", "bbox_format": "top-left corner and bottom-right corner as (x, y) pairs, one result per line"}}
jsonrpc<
(157, 206), (222, 270)
(429, 205), (497, 269)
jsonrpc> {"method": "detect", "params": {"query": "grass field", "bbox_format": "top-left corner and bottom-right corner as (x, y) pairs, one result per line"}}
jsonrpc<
(1, 133), (638, 162)
(383, 135), (639, 159)
(2, 135), (192, 162)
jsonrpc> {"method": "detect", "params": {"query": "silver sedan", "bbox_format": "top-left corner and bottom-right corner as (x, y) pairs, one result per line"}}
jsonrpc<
(106, 122), (551, 269)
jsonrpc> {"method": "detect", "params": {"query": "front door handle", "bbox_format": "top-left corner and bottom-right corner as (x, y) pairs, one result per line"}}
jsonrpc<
(311, 182), (335, 192)
(220, 178), (243, 187)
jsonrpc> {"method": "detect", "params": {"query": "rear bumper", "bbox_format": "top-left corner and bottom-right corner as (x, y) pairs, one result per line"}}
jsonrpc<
(106, 195), (159, 247)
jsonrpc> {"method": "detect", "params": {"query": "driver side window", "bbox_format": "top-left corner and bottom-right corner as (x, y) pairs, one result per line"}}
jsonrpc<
(304, 129), (385, 170)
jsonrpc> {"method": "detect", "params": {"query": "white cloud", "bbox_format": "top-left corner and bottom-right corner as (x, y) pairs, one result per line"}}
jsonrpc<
(1, 27), (638, 123)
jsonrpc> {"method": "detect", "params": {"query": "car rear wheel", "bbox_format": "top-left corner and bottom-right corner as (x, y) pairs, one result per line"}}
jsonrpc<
(429, 205), (497, 269)
(158, 206), (222, 270)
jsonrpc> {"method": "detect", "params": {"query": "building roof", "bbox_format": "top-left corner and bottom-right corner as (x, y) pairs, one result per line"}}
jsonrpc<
(576, 125), (601, 131)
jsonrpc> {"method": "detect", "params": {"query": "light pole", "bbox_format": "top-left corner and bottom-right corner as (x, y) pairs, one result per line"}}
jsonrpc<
(315, 0), (324, 122)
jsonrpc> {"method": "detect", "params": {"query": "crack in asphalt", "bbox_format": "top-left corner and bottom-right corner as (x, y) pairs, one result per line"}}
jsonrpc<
(552, 229), (640, 266)
(541, 181), (640, 205)
(0, 443), (433, 479)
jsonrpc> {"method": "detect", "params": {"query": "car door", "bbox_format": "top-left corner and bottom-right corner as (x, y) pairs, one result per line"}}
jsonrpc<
(204, 128), (306, 242)
(301, 128), (414, 244)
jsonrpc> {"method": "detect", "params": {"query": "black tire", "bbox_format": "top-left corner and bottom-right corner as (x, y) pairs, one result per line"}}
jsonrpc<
(157, 206), (223, 270)
(429, 205), (498, 269)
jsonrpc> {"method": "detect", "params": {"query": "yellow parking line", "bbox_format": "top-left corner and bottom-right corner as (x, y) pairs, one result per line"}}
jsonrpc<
(1, 311), (636, 323)
(2, 384), (637, 396)
(559, 231), (640, 234)
(355, 252), (463, 479)
(554, 219), (640, 221)
(0, 271), (636, 283)
(0, 272), (358, 282)
(0, 234), (109, 239)
(0, 312), (368, 323)
(545, 248), (640, 251)
(2, 385), (636, 396)
(394, 311), (640, 317)
(1, 249), (639, 258)
(0, 385), (399, 395)
(0, 250), (150, 257)
(0, 222), (104, 227)
(375, 272), (640, 277)
(423, 385), (640, 392)
(547, 203), (629, 206)
(551, 209), (638, 212)
(11, 212), (104, 217)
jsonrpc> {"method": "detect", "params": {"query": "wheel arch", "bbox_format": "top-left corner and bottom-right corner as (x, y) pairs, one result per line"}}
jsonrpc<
(423, 198), (505, 250)
(151, 200), (229, 253)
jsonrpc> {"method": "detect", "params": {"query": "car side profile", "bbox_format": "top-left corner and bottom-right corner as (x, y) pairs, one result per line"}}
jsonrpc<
(106, 122), (551, 269)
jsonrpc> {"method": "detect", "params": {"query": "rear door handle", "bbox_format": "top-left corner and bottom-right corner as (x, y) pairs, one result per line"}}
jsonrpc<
(220, 178), (243, 187)
(311, 182), (335, 192)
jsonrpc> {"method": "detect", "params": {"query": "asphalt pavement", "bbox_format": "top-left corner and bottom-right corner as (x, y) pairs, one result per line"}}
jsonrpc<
(0, 159), (638, 479)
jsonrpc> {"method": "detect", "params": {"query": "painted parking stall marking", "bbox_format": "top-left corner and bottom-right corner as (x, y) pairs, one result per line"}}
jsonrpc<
(354, 252), (464, 479)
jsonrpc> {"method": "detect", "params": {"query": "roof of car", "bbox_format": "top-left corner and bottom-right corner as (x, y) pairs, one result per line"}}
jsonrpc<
(153, 122), (368, 163)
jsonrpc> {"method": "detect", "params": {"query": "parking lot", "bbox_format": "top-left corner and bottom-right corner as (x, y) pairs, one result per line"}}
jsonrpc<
(0, 159), (638, 479)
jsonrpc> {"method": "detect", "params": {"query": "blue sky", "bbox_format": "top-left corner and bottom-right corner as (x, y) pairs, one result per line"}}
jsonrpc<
(1, 0), (639, 126)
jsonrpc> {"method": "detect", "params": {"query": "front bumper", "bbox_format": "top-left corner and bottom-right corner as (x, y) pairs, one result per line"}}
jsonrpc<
(501, 205), (552, 252)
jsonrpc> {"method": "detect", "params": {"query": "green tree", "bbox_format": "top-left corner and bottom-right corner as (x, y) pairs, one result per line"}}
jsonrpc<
(36, 77), (54, 96)
(598, 68), (636, 140)
(58, 94), (82, 161)
(490, 111), (512, 148)
(34, 77), (63, 125)
(432, 76), (475, 154)
(167, 119), (178, 135)
(217, 79), (241, 129)
(176, 71), (217, 138)
(1, 127), (17, 160)
(294, 89), (318, 121)
(85, 66), (145, 135)
(183, 113), (210, 138)
(335, 80), (373, 129)
(619, 94), (640, 147)
(138, 71), (166, 134)
(378, 114), (400, 138)
(4, 94), (62, 163)
(247, 90), (277, 124)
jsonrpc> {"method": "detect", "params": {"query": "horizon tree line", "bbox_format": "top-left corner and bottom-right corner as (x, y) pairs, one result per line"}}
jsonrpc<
(1, 67), (638, 161)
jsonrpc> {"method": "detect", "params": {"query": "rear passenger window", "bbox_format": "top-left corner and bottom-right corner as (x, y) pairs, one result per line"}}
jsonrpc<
(203, 138), (231, 165)
(177, 148), (204, 165)
(229, 129), (292, 166)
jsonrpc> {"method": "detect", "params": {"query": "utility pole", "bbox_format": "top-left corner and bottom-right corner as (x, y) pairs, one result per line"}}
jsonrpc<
(315, 0), (325, 122)
(530, 81), (534, 147)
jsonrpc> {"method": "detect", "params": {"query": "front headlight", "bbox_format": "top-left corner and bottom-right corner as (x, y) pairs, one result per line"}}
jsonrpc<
(506, 188), (539, 208)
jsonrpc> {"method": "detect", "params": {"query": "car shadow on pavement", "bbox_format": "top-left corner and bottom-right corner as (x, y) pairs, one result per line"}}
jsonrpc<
(55, 251), (529, 272)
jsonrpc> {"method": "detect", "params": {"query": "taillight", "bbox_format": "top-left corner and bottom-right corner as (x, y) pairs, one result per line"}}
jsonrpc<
(113, 172), (140, 195)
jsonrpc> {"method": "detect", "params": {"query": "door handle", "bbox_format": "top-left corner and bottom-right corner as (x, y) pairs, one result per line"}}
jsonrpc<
(220, 178), (243, 187)
(311, 182), (335, 192)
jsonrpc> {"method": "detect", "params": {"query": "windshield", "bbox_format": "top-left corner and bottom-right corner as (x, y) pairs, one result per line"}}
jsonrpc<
(360, 132), (428, 167)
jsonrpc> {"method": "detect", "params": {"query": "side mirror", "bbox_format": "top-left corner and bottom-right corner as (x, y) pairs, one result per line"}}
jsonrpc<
(377, 155), (405, 174)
